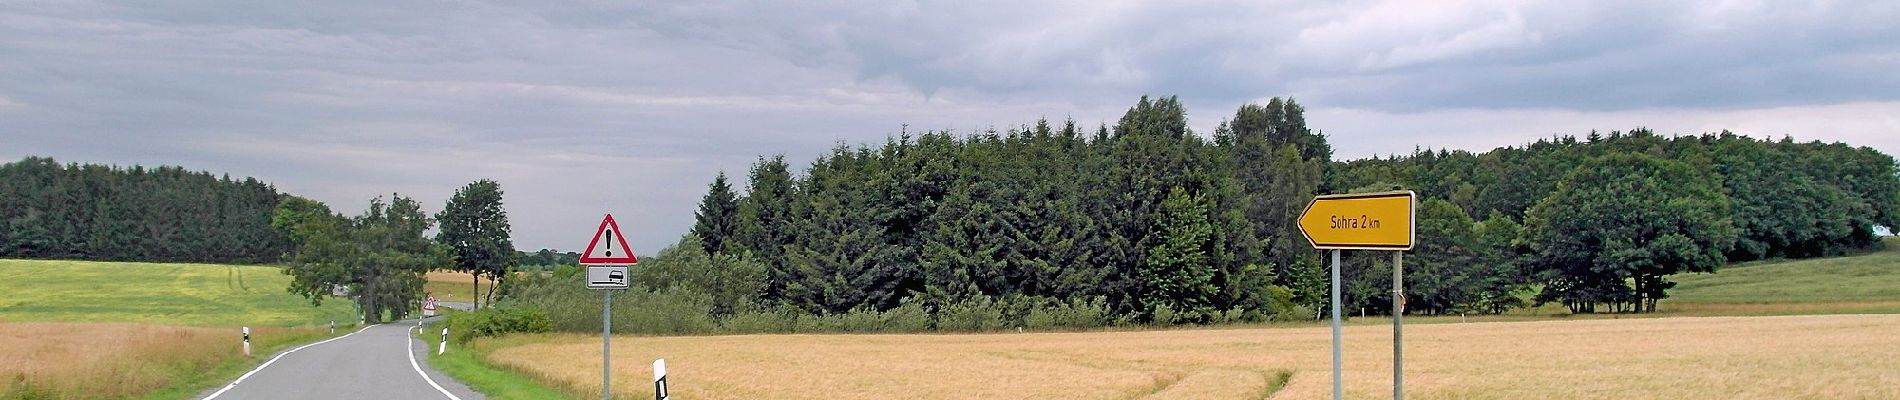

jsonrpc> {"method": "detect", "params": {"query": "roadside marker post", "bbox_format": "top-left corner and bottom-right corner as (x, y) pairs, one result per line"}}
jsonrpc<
(242, 326), (252, 357)
(1297, 190), (1416, 400)
(439, 327), (449, 355)
(580, 214), (639, 400)
(330, 320), (335, 334)
(653, 359), (669, 400)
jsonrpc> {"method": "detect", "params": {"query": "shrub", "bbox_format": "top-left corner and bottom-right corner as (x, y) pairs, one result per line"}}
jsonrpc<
(613, 287), (717, 335)
(794, 313), (846, 333)
(936, 296), (1005, 332)
(444, 307), (553, 344)
(1152, 304), (1178, 325)
(719, 306), (799, 334)
(880, 300), (931, 332)
(1026, 296), (1110, 330)
(839, 306), (884, 332)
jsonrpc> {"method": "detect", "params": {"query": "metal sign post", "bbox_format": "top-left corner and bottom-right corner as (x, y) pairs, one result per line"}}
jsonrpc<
(1330, 249), (1343, 400)
(603, 288), (613, 400)
(580, 213), (641, 400)
(1392, 251), (1404, 400)
(588, 265), (632, 400)
(1298, 190), (1417, 400)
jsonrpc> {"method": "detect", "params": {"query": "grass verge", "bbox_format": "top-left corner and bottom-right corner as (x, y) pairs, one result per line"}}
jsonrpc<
(419, 312), (572, 400)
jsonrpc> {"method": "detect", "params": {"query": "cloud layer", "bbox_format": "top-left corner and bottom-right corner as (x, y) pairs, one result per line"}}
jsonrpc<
(2, 0), (1896, 252)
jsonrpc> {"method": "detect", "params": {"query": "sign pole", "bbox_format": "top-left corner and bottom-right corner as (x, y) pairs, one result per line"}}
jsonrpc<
(581, 213), (640, 400)
(1331, 249), (1343, 400)
(603, 289), (613, 400)
(1392, 251), (1404, 400)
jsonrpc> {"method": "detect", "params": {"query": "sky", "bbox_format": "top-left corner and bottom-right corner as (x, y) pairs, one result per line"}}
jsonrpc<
(3, 0), (1898, 254)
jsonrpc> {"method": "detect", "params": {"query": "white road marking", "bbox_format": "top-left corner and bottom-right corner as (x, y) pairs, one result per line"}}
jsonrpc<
(203, 324), (376, 400)
(408, 323), (464, 400)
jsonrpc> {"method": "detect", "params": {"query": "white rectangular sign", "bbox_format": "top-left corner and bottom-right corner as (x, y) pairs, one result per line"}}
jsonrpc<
(586, 265), (630, 290)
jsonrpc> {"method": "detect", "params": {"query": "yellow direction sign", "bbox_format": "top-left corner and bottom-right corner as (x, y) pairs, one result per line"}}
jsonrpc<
(1297, 191), (1416, 250)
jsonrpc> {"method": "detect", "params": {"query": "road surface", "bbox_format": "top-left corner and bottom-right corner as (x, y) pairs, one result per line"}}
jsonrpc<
(195, 314), (483, 400)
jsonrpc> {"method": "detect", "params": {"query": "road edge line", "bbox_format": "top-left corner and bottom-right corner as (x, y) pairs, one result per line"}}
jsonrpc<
(408, 323), (465, 400)
(203, 324), (377, 400)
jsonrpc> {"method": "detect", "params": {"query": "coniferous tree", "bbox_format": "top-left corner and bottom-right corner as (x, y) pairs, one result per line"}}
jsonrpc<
(691, 172), (742, 255)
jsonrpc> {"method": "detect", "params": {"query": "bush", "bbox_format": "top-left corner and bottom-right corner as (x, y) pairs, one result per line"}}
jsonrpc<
(794, 313), (846, 333)
(719, 306), (800, 334)
(839, 306), (884, 332)
(936, 296), (1005, 331)
(444, 307), (553, 344)
(613, 287), (717, 335)
(1152, 304), (1178, 325)
(880, 300), (932, 332)
(1026, 297), (1110, 330)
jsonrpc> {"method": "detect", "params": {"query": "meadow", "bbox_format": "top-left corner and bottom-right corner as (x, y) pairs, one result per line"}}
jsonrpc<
(0, 259), (357, 326)
(1660, 238), (1900, 314)
(0, 259), (354, 400)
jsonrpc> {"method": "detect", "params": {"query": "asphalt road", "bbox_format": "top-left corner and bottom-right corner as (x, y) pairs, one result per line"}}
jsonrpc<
(195, 315), (483, 400)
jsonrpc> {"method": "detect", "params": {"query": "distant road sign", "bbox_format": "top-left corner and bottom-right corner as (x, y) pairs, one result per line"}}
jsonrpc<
(587, 265), (630, 290)
(580, 214), (639, 265)
(1297, 191), (1416, 250)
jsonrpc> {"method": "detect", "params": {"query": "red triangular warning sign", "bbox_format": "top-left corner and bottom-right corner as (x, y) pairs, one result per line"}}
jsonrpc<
(579, 214), (639, 264)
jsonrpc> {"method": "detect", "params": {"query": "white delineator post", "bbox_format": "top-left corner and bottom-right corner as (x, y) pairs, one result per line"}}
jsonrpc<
(330, 320), (336, 334)
(653, 359), (669, 400)
(242, 326), (252, 357)
(439, 327), (449, 355)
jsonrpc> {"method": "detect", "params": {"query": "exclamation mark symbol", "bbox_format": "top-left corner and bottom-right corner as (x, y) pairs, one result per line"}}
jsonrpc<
(605, 230), (614, 257)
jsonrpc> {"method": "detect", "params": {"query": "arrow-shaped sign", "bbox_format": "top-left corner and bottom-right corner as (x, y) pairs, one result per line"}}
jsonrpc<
(1296, 191), (1416, 250)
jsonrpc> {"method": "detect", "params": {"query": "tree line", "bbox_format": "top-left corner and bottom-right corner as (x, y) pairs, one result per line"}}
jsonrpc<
(0, 156), (292, 263)
(1331, 131), (1899, 314)
(685, 96), (1331, 324)
(678, 97), (1899, 324)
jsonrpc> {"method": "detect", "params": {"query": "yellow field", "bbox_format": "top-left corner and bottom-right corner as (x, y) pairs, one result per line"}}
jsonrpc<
(490, 314), (1900, 399)
(425, 270), (491, 303)
(0, 323), (322, 399)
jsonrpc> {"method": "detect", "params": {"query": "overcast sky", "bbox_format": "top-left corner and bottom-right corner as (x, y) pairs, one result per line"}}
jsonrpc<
(3, 1), (1897, 254)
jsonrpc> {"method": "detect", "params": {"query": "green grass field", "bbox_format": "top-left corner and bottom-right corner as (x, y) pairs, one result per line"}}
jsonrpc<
(1671, 237), (1900, 303)
(0, 259), (358, 327)
(1657, 237), (1900, 315)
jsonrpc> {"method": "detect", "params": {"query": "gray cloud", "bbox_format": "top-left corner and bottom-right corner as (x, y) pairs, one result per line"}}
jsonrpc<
(2, 0), (1896, 253)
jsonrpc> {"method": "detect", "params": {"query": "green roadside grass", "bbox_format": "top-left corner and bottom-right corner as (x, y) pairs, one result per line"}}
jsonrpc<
(419, 310), (573, 400)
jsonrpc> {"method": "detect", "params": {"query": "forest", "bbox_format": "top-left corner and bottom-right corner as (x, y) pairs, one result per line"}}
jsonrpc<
(677, 96), (1900, 324)
(0, 156), (293, 263)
